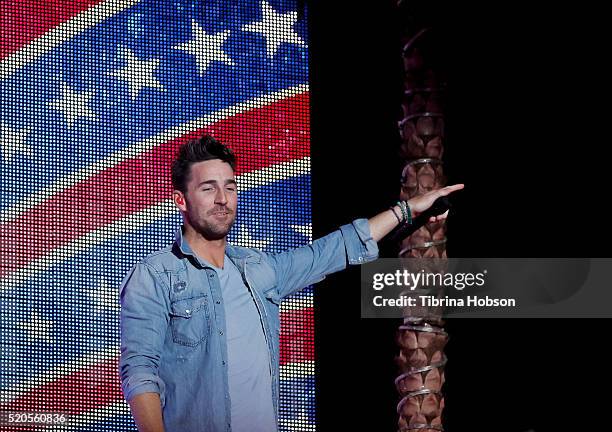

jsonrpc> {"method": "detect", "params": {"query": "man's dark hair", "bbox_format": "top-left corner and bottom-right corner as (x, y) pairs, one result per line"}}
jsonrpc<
(171, 135), (237, 193)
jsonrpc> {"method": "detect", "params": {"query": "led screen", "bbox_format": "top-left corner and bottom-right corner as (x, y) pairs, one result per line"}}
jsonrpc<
(0, 0), (313, 430)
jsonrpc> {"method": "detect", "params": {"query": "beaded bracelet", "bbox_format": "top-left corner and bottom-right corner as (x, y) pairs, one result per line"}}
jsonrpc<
(404, 200), (413, 225)
(396, 200), (413, 225)
(389, 206), (402, 224)
(396, 201), (407, 222)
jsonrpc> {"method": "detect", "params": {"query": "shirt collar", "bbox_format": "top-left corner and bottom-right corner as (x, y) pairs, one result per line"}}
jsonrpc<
(173, 226), (261, 263)
(174, 226), (196, 258)
(225, 243), (261, 263)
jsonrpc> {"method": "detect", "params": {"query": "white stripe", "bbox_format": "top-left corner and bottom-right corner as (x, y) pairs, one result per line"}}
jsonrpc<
(0, 157), (311, 292)
(280, 360), (315, 380)
(42, 361), (315, 430)
(280, 297), (314, 312)
(0, 347), (119, 404)
(0, 1), (142, 81)
(0, 84), (309, 224)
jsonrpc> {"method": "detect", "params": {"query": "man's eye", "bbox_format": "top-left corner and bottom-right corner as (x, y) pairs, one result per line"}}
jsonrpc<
(226, 187), (236, 192)
(202, 188), (213, 191)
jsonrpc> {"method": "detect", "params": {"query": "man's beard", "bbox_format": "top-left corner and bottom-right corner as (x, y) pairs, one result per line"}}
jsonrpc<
(187, 206), (235, 240)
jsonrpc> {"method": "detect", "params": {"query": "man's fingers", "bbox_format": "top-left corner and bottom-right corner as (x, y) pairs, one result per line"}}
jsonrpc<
(411, 184), (464, 215)
(440, 183), (464, 195)
(432, 183), (464, 199)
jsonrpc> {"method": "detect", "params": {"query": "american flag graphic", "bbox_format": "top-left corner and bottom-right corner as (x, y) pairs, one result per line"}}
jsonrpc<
(0, 0), (314, 430)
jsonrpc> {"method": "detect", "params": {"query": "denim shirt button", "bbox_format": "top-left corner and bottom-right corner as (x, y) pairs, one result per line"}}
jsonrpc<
(219, 330), (224, 336)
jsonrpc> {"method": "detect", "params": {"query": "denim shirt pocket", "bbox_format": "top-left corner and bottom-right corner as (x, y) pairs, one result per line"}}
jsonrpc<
(169, 295), (210, 347)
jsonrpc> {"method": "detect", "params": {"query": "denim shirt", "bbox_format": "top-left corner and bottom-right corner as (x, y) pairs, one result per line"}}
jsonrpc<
(119, 219), (378, 432)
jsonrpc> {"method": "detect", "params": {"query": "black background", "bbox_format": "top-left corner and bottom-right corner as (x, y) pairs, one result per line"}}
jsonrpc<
(308, 1), (612, 431)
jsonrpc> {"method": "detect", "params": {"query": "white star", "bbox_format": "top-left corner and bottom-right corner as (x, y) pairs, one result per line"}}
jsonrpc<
(290, 223), (312, 242)
(108, 47), (165, 100)
(47, 82), (98, 127)
(0, 124), (32, 163)
(174, 20), (235, 75)
(242, 0), (306, 58)
(232, 224), (273, 250)
(17, 311), (53, 343)
(88, 278), (120, 313)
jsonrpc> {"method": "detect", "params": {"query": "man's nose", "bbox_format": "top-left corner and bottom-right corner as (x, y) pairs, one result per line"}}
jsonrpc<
(215, 189), (228, 205)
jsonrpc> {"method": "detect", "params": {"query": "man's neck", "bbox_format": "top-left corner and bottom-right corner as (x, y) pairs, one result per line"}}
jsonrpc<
(182, 224), (227, 268)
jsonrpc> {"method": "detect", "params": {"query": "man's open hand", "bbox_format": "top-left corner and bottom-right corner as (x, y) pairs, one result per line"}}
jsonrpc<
(407, 184), (465, 223)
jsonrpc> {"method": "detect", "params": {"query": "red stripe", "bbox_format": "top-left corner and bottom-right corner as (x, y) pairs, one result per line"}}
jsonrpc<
(0, 93), (310, 278)
(280, 307), (315, 366)
(2, 357), (122, 427)
(3, 307), (314, 421)
(0, 0), (105, 60)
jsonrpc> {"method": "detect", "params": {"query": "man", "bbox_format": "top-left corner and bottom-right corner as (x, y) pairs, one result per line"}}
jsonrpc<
(119, 135), (463, 432)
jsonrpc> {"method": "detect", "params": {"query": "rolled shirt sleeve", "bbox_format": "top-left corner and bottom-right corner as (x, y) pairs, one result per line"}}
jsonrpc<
(121, 373), (167, 406)
(340, 218), (379, 265)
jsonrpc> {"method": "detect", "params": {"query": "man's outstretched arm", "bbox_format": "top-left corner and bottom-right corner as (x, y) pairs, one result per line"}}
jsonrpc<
(128, 393), (165, 432)
(367, 184), (464, 242)
(266, 184), (464, 300)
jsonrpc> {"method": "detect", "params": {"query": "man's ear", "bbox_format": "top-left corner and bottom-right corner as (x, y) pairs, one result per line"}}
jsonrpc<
(172, 190), (187, 211)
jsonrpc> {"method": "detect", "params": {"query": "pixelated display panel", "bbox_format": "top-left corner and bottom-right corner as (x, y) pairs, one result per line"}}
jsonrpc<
(0, 0), (313, 430)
